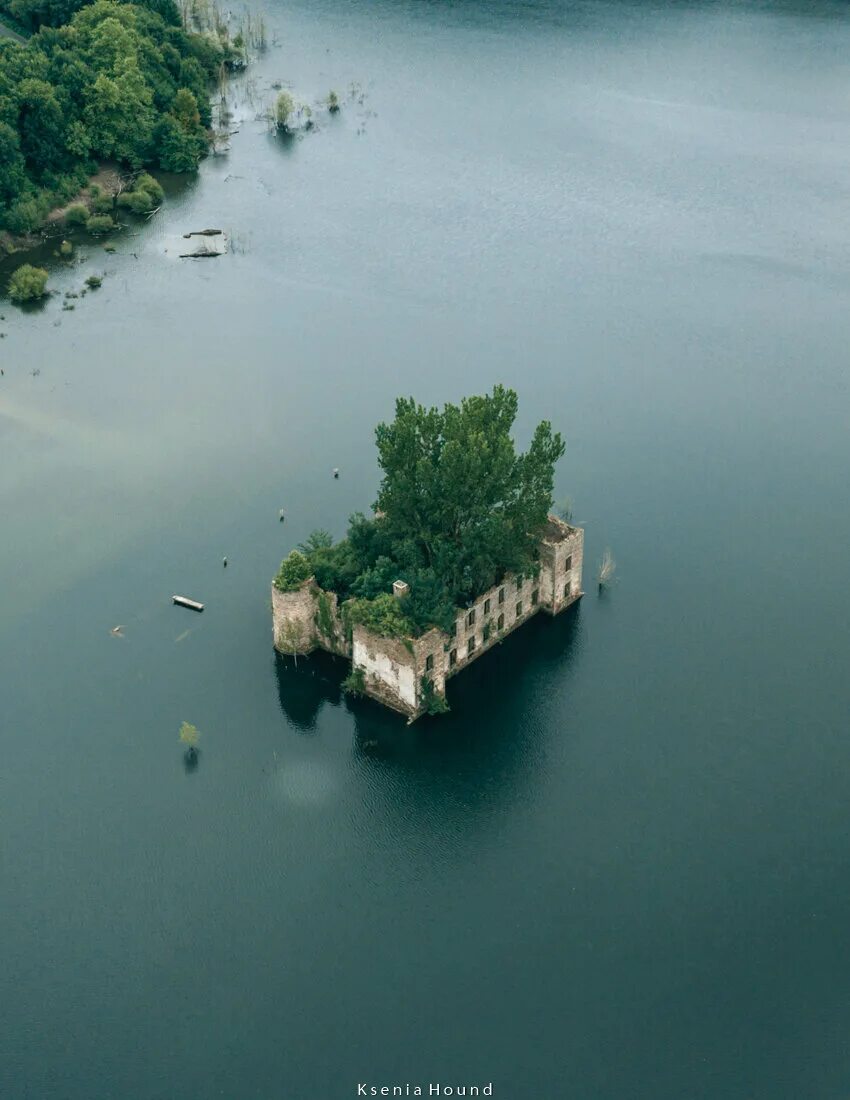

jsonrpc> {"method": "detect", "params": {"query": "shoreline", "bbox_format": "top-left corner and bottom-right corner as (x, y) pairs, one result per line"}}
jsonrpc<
(1, 166), (128, 262)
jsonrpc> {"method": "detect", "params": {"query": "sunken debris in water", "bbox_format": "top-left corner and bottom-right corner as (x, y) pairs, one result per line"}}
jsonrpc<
(178, 230), (228, 258)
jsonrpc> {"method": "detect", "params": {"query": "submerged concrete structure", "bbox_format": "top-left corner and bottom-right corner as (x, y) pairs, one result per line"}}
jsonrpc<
(272, 515), (583, 720)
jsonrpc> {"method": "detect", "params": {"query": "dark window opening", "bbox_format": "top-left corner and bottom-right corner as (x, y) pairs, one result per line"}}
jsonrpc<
(532, 588), (539, 605)
(449, 648), (457, 667)
(516, 601), (523, 618)
(468, 637), (476, 656)
(425, 654), (434, 672)
(497, 613), (504, 630)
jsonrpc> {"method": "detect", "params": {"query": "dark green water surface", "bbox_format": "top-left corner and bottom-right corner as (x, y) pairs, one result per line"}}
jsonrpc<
(2, 2), (850, 1097)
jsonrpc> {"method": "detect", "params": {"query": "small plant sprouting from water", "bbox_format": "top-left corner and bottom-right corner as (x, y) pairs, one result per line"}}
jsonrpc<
(273, 92), (314, 134)
(179, 721), (200, 747)
(597, 548), (616, 590)
(85, 275), (103, 290)
(327, 90), (340, 113)
(275, 90), (295, 131)
(179, 721), (201, 767)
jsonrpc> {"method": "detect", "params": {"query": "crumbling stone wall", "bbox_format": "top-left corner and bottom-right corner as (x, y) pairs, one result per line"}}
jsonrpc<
(312, 587), (350, 657)
(272, 579), (351, 658)
(538, 518), (584, 614)
(272, 580), (320, 656)
(272, 515), (584, 720)
(352, 627), (419, 715)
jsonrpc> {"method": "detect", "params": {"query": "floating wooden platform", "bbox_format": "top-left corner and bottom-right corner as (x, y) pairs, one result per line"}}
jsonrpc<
(173, 595), (204, 612)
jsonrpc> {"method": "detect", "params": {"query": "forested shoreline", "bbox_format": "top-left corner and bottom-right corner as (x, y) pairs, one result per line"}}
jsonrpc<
(0, 0), (241, 235)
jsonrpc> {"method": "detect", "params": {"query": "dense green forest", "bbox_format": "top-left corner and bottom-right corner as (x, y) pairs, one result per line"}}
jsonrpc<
(274, 387), (566, 637)
(0, 0), (236, 233)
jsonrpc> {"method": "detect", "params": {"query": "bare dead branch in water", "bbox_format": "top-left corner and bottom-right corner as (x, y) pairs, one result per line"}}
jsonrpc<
(597, 548), (616, 590)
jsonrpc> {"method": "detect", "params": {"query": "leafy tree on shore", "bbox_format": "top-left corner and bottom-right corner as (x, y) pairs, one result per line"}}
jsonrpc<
(0, 0), (234, 231)
(0, 122), (27, 208)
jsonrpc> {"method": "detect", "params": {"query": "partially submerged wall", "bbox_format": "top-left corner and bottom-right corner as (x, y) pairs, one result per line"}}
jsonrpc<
(538, 518), (584, 615)
(272, 580), (320, 656)
(352, 627), (418, 715)
(272, 516), (584, 720)
(272, 579), (350, 658)
(311, 587), (350, 657)
(351, 626), (446, 718)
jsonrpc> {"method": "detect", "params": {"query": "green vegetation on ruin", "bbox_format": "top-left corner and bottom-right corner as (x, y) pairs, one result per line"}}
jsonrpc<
(273, 549), (312, 593)
(275, 386), (566, 638)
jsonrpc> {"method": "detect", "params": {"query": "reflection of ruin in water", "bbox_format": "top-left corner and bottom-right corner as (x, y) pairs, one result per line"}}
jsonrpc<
(274, 648), (345, 732)
(274, 601), (583, 772)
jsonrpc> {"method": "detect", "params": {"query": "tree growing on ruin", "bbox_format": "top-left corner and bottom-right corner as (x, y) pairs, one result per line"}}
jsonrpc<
(373, 385), (565, 604)
(275, 386), (566, 636)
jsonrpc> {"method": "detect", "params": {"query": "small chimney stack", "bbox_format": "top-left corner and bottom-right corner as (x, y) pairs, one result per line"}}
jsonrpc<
(392, 580), (410, 600)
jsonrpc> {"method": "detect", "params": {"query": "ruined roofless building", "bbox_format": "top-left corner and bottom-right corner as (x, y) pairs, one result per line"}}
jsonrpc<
(272, 515), (583, 721)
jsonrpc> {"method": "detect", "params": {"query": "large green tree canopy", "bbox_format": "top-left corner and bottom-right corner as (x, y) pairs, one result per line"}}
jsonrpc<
(373, 386), (565, 602)
(280, 387), (566, 636)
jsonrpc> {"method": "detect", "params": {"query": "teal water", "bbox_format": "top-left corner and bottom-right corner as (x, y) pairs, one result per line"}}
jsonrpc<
(2, 1), (850, 1097)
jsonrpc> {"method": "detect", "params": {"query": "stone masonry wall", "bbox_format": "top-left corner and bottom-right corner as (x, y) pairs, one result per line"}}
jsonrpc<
(444, 572), (538, 681)
(539, 523), (584, 616)
(272, 579), (351, 658)
(352, 626), (447, 718)
(311, 587), (350, 658)
(272, 581), (320, 656)
(352, 627), (419, 715)
(273, 516), (584, 720)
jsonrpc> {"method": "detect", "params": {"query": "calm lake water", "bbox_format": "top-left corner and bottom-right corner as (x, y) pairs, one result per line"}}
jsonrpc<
(2, 1), (850, 1097)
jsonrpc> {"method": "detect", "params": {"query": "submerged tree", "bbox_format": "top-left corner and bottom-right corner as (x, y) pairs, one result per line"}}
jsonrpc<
(179, 721), (200, 746)
(8, 263), (49, 302)
(597, 548), (616, 590)
(274, 91), (295, 131)
(179, 720), (201, 765)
